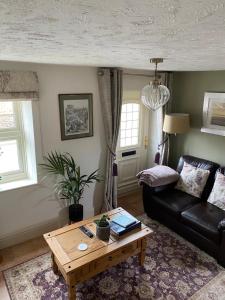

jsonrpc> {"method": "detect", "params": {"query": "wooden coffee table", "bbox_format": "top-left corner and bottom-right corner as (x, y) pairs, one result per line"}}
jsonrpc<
(44, 207), (152, 300)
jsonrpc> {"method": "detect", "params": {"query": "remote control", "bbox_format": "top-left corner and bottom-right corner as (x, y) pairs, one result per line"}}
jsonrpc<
(79, 226), (94, 238)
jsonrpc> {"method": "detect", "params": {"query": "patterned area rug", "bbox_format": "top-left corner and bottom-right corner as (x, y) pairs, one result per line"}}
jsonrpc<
(3, 215), (225, 300)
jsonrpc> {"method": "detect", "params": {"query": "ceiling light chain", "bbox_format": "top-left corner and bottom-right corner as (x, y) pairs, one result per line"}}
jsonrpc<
(150, 58), (163, 85)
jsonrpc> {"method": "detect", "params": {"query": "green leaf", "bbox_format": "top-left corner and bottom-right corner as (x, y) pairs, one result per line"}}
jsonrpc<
(39, 151), (101, 205)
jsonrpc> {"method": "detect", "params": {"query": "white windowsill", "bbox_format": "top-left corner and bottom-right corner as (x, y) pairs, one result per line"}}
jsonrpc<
(0, 179), (38, 192)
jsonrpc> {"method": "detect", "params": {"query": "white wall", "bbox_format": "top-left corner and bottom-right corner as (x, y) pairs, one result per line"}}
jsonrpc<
(0, 61), (106, 248)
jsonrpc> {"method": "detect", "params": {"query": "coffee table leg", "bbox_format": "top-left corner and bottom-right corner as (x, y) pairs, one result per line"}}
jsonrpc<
(139, 238), (147, 266)
(51, 253), (59, 275)
(68, 283), (76, 300)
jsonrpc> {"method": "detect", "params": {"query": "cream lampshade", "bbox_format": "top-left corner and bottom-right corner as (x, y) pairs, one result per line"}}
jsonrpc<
(158, 113), (190, 165)
(163, 113), (190, 134)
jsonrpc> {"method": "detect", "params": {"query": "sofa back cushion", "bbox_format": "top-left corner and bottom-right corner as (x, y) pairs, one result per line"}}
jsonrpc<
(177, 155), (220, 200)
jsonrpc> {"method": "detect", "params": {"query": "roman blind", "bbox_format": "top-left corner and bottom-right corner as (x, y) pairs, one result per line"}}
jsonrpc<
(0, 71), (39, 100)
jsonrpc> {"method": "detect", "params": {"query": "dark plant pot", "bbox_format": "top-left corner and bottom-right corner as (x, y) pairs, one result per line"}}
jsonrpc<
(69, 204), (83, 222)
(96, 224), (110, 241)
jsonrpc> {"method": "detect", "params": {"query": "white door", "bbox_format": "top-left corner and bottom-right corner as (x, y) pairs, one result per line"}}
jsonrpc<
(117, 100), (149, 195)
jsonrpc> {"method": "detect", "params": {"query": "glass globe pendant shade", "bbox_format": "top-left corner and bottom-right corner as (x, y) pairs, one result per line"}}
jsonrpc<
(141, 82), (170, 111)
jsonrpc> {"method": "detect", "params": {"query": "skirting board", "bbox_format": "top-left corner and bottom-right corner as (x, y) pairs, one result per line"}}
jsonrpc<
(0, 217), (62, 249)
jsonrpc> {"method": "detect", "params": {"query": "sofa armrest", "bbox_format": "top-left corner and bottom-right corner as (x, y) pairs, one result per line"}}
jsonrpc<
(143, 182), (176, 194)
(142, 182), (176, 217)
(218, 219), (225, 231)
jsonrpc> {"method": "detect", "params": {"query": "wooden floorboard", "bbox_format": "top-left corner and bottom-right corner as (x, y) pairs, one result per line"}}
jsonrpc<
(118, 190), (144, 217)
(0, 236), (49, 272)
(0, 191), (143, 299)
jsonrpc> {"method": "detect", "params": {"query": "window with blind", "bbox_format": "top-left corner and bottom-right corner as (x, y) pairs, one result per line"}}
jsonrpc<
(0, 101), (37, 187)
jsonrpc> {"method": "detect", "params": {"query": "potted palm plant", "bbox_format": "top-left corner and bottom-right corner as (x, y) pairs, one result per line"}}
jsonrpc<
(41, 151), (100, 222)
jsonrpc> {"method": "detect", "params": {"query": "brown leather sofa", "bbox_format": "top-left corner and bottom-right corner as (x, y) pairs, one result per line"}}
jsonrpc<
(142, 155), (225, 266)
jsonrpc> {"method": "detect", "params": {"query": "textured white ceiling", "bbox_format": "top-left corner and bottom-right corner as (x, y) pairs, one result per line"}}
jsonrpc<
(0, 0), (225, 71)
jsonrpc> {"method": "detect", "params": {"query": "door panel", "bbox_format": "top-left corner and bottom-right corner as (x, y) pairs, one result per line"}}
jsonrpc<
(117, 100), (149, 195)
(118, 156), (140, 183)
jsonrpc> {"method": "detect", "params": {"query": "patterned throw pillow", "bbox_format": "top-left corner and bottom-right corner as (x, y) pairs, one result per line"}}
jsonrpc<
(175, 162), (210, 198)
(207, 172), (225, 210)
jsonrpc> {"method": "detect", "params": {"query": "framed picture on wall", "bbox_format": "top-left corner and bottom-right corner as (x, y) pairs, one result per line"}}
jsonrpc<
(59, 93), (93, 140)
(201, 92), (225, 136)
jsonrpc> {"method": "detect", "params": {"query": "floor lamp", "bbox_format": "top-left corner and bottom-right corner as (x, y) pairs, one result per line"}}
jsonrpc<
(161, 113), (190, 165)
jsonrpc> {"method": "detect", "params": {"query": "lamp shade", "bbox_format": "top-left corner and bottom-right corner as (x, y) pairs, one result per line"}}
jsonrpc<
(163, 113), (190, 134)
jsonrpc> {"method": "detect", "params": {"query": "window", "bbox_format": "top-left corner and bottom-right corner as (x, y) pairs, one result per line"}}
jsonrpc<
(120, 103), (140, 148)
(0, 101), (37, 188)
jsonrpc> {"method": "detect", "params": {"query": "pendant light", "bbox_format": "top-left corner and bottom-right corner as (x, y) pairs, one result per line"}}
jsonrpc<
(141, 58), (170, 111)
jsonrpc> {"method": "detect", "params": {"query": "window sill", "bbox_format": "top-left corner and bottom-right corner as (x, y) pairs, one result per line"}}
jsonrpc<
(0, 179), (38, 192)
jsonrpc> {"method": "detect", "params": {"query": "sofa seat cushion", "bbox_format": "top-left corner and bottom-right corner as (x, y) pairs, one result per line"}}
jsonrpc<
(181, 202), (225, 244)
(151, 189), (201, 217)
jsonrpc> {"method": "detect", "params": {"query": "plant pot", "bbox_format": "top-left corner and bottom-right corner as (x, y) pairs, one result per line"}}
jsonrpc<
(96, 224), (110, 241)
(69, 204), (83, 222)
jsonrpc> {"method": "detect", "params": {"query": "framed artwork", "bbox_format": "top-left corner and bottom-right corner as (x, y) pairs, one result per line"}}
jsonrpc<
(201, 92), (225, 136)
(59, 93), (93, 140)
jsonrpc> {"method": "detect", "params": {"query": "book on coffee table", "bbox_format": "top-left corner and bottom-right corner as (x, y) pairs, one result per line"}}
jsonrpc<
(110, 220), (141, 236)
(111, 214), (141, 236)
(112, 214), (137, 228)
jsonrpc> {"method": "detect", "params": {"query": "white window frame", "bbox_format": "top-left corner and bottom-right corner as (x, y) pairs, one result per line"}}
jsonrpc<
(0, 102), (28, 183)
(118, 100), (142, 150)
(0, 100), (38, 191)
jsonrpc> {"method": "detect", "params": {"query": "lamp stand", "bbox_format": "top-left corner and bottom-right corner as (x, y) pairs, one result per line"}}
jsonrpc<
(166, 134), (170, 166)
(156, 133), (170, 165)
(161, 133), (170, 166)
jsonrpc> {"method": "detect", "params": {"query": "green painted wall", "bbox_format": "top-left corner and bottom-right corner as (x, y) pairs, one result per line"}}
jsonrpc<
(171, 71), (225, 167)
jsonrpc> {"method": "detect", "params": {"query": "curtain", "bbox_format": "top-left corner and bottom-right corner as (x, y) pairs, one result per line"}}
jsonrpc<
(160, 72), (173, 165)
(98, 68), (123, 211)
(0, 71), (39, 100)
